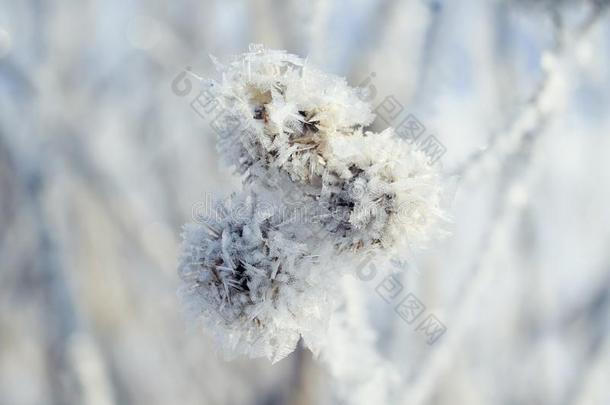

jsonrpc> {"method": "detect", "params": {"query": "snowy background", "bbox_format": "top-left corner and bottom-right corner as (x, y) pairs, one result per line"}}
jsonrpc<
(1, 0), (610, 404)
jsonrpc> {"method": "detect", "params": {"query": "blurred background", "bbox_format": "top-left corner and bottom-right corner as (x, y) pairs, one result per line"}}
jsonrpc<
(1, 0), (610, 404)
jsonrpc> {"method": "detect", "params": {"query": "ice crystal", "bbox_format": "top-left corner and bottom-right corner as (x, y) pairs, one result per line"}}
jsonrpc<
(178, 45), (444, 362)
(178, 189), (340, 362)
(208, 46), (442, 251)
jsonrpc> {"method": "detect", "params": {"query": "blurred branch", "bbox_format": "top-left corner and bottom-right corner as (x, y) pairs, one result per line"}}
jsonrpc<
(0, 132), (116, 405)
(400, 6), (607, 404)
(450, 2), (608, 181)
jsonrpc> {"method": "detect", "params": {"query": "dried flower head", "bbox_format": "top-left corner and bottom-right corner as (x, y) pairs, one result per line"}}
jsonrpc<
(208, 46), (442, 251)
(178, 45), (445, 362)
(179, 190), (340, 362)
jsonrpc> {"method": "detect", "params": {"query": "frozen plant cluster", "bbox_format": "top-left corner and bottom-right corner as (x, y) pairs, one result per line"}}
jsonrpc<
(180, 189), (338, 362)
(178, 46), (444, 362)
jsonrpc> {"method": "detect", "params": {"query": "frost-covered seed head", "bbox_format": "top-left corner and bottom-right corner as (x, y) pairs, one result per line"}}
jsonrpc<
(179, 190), (339, 362)
(178, 46), (446, 362)
(207, 47), (443, 251)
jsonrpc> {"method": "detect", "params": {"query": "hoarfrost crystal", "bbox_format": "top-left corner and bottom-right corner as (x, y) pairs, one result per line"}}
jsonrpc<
(179, 190), (337, 362)
(178, 46), (445, 362)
